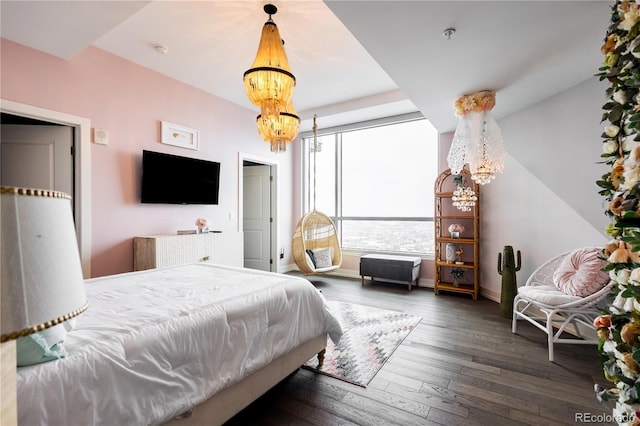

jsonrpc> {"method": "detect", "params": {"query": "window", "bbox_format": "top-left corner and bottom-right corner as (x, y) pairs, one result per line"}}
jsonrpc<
(302, 116), (438, 255)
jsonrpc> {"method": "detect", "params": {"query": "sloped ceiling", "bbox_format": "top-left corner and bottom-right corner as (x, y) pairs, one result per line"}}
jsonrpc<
(0, 1), (611, 132)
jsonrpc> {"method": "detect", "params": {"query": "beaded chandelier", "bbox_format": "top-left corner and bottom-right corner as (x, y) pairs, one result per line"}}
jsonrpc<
(451, 174), (477, 212)
(447, 90), (505, 184)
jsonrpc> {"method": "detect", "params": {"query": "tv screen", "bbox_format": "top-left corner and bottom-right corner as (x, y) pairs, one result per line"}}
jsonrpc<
(141, 150), (220, 205)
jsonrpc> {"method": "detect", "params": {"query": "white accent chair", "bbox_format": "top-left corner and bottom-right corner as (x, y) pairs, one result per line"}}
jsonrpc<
(511, 249), (613, 361)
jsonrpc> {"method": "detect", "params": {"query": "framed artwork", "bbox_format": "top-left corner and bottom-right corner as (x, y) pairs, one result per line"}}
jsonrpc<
(161, 121), (199, 150)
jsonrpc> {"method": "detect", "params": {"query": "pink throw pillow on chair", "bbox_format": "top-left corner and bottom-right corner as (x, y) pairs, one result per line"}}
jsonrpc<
(552, 248), (610, 297)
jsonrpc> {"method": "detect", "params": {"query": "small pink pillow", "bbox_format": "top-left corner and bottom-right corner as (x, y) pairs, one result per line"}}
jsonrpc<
(552, 248), (610, 297)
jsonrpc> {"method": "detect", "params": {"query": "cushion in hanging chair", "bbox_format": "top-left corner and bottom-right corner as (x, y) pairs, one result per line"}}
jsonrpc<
(312, 248), (332, 268)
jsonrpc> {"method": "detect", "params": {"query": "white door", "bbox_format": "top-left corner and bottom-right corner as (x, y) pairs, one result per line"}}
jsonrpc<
(243, 165), (272, 271)
(1, 124), (73, 195)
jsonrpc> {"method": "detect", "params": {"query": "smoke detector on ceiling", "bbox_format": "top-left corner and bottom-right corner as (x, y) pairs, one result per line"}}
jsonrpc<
(154, 45), (169, 55)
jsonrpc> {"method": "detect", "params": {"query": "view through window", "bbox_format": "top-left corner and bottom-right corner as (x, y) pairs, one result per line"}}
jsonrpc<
(303, 117), (438, 255)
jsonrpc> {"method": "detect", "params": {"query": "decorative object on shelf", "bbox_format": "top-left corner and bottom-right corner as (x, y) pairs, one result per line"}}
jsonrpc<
(244, 4), (298, 153)
(445, 243), (457, 264)
(448, 223), (465, 238)
(497, 245), (521, 319)
(195, 217), (209, 233)
(447, 90), (504, 185)
(450, 268), (464, 287)
(451, 174), (477, 212)
(593, 0), (640, 419)
(455, 246), (464, 265)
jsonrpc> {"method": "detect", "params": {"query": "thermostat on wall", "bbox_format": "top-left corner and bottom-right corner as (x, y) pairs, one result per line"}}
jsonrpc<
(93, 128), (108, 145)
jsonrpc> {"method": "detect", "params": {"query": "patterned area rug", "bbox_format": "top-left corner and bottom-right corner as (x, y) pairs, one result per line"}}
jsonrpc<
(303, 301), (422, 387)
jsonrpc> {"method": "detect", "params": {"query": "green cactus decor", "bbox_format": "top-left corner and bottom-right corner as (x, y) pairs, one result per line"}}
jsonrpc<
(497, 245), (521, 319)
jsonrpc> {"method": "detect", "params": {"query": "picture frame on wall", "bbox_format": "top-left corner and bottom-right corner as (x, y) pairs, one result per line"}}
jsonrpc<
(160, 121), (199, 150)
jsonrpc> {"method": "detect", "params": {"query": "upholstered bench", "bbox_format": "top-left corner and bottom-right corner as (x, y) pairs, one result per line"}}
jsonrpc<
(360, 254), (422, 292)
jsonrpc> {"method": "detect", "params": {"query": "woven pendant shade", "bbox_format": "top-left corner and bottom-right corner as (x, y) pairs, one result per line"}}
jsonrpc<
(257, 102), (300, 153)
(243, 6), (296, 119)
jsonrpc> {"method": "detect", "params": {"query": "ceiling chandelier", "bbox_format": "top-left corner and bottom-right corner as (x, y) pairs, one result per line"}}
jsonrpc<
(244, 4), (299, 152)
(447, 90), (504, 184)
(452, 173), (477, 212)
(256, 101), (300, 153)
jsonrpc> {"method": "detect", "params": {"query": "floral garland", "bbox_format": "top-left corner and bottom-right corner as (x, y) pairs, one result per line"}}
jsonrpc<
(594, 1), (640, 424)
(453, 90), (496, 117)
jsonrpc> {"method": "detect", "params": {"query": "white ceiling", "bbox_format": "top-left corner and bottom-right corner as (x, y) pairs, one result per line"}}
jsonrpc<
(0, 1), (610, 133)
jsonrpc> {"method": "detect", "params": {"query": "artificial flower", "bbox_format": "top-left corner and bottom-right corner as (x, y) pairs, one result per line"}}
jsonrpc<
(612, 159), (626, 189)
(606, 240), (623, 256)
(607, 222), (624, 238)
(611, 197), (626, 216)
(622, 352), (640, 375)
(448, 224), (465, 233)
(621, 321), (640, 344)
(453, 90), (496, 116)
(605, 52), (620, 68)
(619, 3), (640, 31)
(598, 327), (612, 340)
(630, 267), (640, 283)
(595, 314), (613, 329)
(615, 90), (628, 104)
(630, 145), (640, 163)
(609, 241), (640, 263)
(607, 124), (622, 138)
(602, 34), (618, 54)
(621, 164), (640, 191)
(195, 217), (209, 229)
(605, 139), (620, 154)
(604, 338), (618, 355)
(616, 268), (633, 284)
(612, 291), (640, 314)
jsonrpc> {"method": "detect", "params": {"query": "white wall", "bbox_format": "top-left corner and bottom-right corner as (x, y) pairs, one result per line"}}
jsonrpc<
(477, 77), (609, 301)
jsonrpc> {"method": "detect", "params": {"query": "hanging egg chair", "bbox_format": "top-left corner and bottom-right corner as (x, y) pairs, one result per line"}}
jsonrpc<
(292, 116), (342, 275)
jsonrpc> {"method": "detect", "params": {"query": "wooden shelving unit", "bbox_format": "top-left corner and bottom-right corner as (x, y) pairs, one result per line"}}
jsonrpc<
(434, 167), (480, 300)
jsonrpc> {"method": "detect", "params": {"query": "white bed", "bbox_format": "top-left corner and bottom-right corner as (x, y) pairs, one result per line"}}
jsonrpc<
(17, 263), (342, 426)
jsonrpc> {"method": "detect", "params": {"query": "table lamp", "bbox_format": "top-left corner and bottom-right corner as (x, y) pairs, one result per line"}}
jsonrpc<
(1, 187), (88, 425)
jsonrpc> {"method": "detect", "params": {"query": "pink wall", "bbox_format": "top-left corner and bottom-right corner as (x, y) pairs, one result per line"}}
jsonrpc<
(1, 39), (295, 277)
(1, 38), (440, 284)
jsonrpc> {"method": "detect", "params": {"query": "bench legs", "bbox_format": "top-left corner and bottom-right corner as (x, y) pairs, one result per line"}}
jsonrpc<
(361, 275), (413, 292)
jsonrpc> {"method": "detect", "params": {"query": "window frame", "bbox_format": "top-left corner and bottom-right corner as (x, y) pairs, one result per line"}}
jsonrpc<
(300, 113), (436, 256)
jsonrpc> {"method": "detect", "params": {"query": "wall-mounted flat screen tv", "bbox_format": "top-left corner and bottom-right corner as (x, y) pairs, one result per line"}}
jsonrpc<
(141, 150), (220, 205)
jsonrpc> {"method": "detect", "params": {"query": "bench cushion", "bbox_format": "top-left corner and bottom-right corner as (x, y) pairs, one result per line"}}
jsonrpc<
(360, 254), (422, 267)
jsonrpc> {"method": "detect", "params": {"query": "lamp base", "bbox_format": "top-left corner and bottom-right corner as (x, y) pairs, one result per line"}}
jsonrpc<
(1, 340), (17, 426)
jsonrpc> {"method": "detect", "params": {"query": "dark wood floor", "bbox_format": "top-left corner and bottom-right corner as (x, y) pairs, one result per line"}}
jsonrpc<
(224, 274), (614, 426)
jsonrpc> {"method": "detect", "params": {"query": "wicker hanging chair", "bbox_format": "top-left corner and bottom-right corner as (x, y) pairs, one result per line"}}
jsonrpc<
(292, 210), (342, 275)
(292, 116), (342, 275)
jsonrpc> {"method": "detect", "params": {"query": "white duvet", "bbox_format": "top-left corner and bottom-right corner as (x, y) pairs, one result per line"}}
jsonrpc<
(17, 263), (342, 426)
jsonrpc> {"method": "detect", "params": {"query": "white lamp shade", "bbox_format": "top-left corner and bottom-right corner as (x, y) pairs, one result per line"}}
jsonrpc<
(1, 187), (88, 342)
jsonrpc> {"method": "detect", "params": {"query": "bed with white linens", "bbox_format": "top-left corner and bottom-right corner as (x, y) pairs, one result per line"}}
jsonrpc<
(17, 263), (342, 425)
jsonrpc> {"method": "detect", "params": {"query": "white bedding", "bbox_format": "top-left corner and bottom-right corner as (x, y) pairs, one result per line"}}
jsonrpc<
(17, 263), (342, 426)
